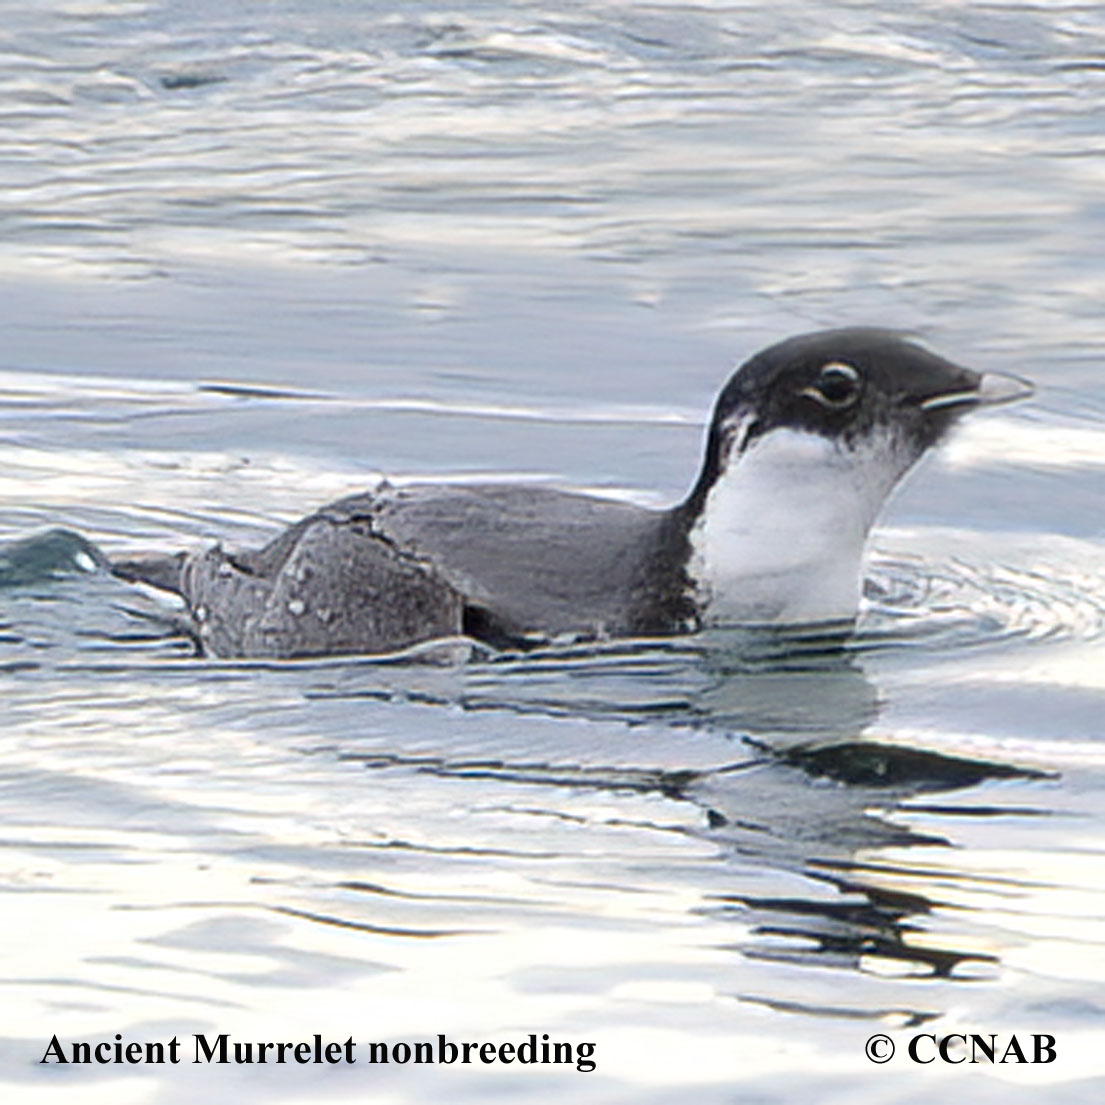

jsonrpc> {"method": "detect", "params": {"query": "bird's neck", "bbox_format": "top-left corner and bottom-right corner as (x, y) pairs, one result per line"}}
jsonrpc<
(682, 427), (906, 626)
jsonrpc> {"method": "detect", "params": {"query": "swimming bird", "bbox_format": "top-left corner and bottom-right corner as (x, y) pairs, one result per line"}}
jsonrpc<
(113, 328), (1032, 658)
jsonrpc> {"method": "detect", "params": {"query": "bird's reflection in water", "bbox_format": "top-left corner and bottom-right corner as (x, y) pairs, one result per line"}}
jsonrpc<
(437, 628), (1049, 999)
(689, 742), (1041, 988)
(656, 632), (1044, 994)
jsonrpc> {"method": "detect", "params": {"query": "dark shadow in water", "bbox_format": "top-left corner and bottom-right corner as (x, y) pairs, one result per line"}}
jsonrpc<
(343, 636), (1051, 1016)
(394, 735), (1051, 1023)
(691, 743), (1049, 984)
(340, 730), (1050, 1023)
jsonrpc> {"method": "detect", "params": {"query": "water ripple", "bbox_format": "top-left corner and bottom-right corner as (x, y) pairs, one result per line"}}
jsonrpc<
(861, 549), (1105, 649)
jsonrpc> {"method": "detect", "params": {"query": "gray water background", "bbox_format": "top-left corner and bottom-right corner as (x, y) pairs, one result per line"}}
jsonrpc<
(1, 2), (1105, 1102)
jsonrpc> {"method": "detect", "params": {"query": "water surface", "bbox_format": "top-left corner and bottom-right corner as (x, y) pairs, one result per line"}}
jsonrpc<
(2, 2), (1104, 1102)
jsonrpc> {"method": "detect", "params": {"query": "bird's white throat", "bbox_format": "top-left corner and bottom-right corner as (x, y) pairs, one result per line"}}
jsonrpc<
(687, 424), (913, 625)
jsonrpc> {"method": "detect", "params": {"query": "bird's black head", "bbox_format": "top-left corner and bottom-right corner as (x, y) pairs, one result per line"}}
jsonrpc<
(683, 327), (1031, 517)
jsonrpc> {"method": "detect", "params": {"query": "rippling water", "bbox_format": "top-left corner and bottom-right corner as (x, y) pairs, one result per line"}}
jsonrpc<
(2, 2), (1105, 1103)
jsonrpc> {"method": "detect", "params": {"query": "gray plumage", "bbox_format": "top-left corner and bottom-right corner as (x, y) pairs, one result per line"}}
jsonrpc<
(116, 483), (691, 657)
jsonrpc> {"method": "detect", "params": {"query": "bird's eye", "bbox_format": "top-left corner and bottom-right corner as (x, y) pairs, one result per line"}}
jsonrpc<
(802, 361), (862, 409)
